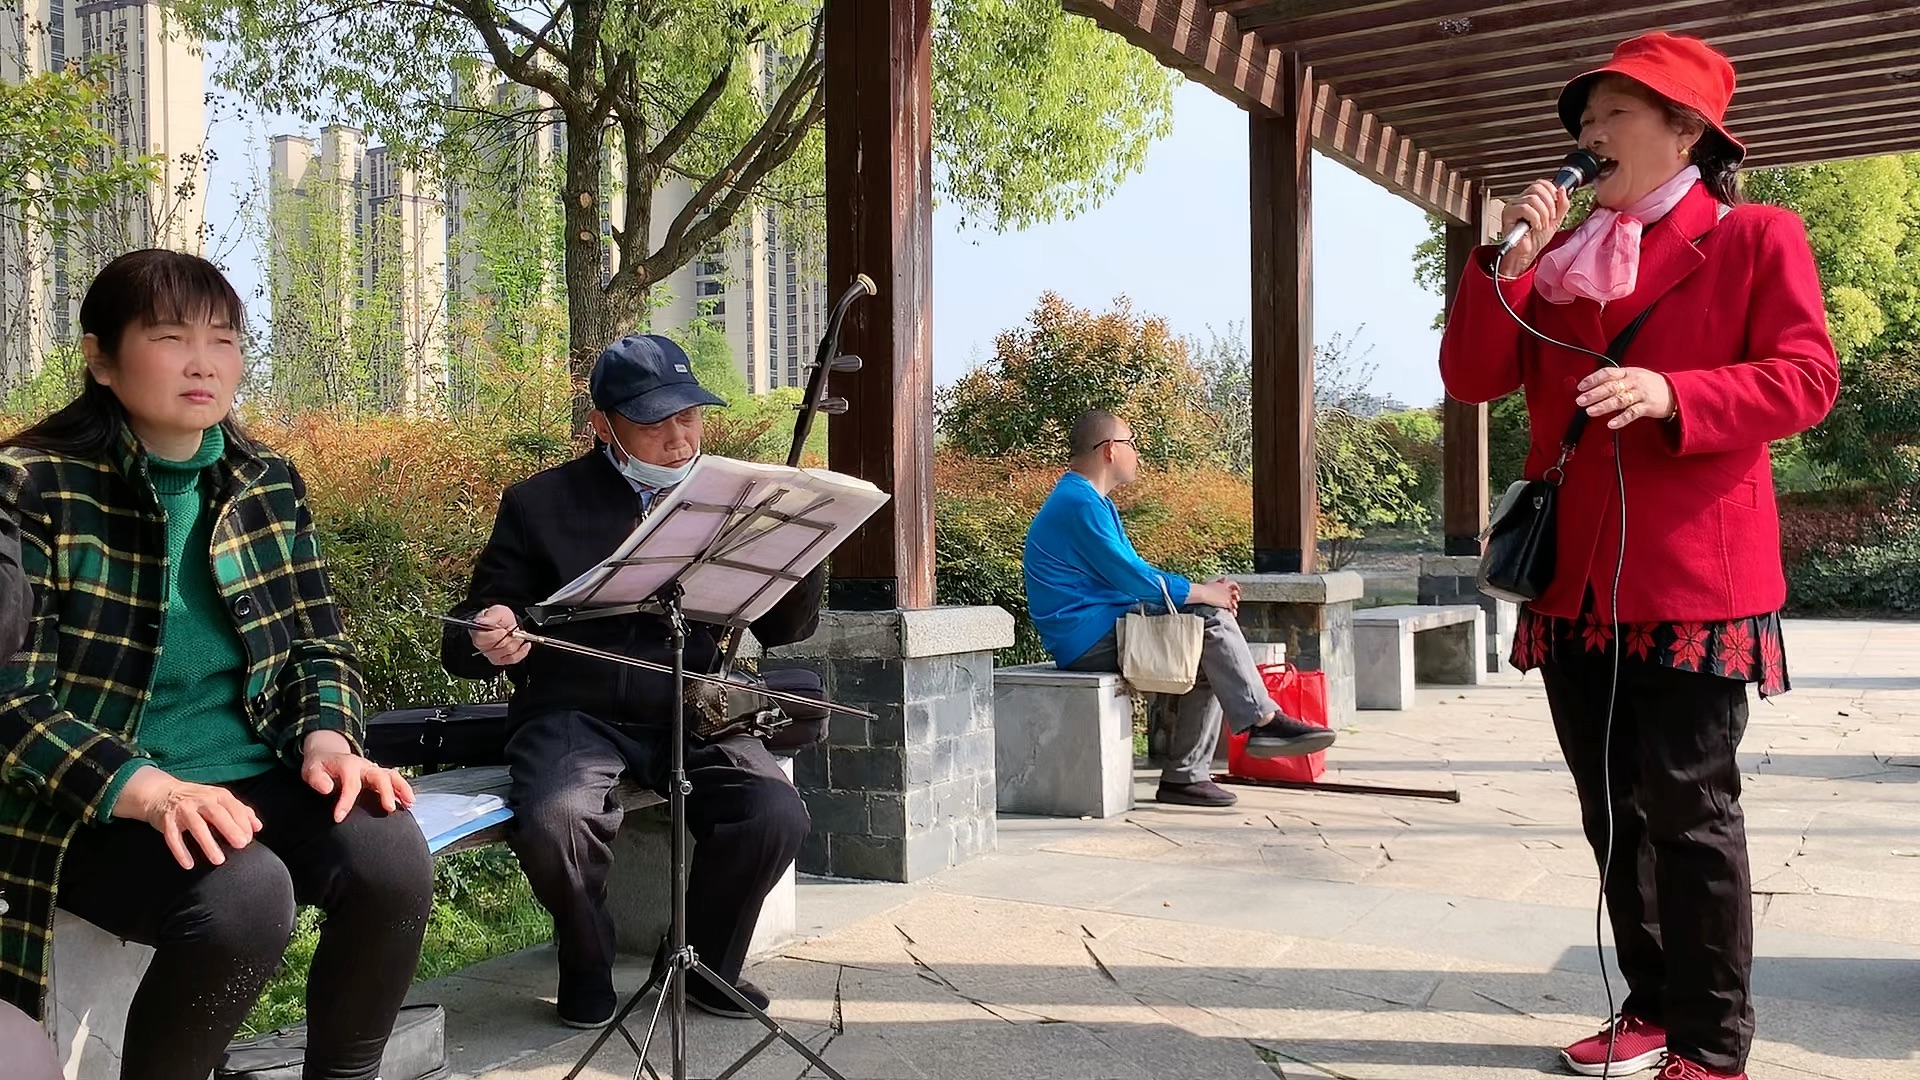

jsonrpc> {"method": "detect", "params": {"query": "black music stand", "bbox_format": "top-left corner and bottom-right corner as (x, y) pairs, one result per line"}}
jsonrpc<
(538, 462), (883, 1080)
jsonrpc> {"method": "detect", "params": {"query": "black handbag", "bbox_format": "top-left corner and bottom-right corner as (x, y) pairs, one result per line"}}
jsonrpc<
(219, 1003), (447, 1080)
(1477, 303), (1660, 605)
(364, 703), (511, 770)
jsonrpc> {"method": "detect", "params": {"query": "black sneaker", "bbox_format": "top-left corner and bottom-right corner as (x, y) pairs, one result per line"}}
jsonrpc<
(557, 973), (617, 1029)
(1156, 780), (1238, 807)
(687, 973), (770, 1019)
(1244, 714), (1336, 758)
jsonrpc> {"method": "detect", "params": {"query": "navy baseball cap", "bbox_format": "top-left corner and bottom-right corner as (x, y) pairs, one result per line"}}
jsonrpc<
(589, 334), (727, 425)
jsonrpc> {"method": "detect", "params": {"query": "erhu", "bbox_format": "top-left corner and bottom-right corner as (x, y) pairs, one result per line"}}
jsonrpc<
(687, 271), (878, 739)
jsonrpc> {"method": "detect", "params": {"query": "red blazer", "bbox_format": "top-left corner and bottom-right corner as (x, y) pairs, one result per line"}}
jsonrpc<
(1439, 183), (1840, 624)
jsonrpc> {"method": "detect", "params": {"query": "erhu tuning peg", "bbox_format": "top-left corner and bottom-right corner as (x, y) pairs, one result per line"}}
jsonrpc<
(829, 354), (863, 373)
(816, 397), (851, 415)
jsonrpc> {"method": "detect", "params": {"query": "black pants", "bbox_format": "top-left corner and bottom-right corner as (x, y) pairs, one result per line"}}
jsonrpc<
(1541, 633), (1755, 1074)
(58, 768), (434, 1080)
(504, 710), (809, 995)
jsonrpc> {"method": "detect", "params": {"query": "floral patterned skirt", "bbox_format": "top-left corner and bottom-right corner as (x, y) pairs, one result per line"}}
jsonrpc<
(1512, 606), (1790, 698)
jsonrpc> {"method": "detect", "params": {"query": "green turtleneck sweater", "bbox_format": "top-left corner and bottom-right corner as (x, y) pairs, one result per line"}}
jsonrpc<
(126, 425), (276, 790)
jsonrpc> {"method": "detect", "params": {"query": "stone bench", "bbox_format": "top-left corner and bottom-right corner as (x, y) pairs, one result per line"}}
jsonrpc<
(51, 762), (796, 1078)
(994, 664), (1135, 819)
(1418, 555), (1519, 675)
(1229, 573), (1363, 729)
(1353, 604), (1486, 711)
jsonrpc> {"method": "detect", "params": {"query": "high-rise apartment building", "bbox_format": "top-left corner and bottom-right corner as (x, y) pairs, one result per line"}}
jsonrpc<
(268, 126), (448, 413)
(265, 59), (827, 410)
(0, 0), (206, 378)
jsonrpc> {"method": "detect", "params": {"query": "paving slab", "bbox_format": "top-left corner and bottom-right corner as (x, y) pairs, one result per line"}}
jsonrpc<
(457, 618), (1920, 1080)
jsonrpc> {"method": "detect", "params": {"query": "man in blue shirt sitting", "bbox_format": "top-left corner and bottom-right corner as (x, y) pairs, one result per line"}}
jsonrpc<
(1024, 410), (1337, 807)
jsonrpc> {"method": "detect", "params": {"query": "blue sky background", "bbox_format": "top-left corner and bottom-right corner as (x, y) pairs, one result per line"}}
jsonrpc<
(203, 72), (1445, 406)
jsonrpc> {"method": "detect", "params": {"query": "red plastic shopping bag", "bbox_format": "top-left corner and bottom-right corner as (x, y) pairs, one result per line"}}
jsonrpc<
(1225, 663), (1330, 783)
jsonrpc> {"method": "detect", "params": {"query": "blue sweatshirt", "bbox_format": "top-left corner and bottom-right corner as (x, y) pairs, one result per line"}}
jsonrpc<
(1023, 471), (1192, 667)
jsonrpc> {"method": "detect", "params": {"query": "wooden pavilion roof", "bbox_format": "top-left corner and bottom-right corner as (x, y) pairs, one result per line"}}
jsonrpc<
(1065, 0), (1920, 223)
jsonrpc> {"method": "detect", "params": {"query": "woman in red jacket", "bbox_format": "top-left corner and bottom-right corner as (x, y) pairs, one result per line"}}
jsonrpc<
(1439, 33), (1839, 1080)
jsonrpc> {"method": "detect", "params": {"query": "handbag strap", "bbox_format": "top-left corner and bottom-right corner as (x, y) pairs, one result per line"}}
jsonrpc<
(1543, 224), (1718, 481)
(1544, 302), (1658, 482)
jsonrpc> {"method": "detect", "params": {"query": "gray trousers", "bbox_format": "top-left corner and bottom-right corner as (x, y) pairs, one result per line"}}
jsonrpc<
(1067, 604), (1280, 784)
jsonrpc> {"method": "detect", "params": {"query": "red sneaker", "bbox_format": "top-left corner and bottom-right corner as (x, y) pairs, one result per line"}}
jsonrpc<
(1560, 1015), (1668, 1076)
(1655, 1054), (1746, 1080)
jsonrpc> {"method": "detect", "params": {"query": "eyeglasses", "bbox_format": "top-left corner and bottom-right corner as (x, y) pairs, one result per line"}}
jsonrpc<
(1095, 436), (1138, 449)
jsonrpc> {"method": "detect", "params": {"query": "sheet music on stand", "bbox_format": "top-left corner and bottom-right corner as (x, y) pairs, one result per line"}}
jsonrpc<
(529, 455), (889, 626)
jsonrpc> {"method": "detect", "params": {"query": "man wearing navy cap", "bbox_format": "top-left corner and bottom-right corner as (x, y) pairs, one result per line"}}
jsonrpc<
(441, 334), (824, 1027)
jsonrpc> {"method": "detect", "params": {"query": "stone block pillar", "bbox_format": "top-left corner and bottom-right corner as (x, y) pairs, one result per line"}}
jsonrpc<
(764, 606), (1013, 882)
(1418, 554), (1517, 674)
(1228, 572), (1364, 730)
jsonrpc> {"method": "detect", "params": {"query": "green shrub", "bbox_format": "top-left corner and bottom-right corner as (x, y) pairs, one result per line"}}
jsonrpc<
(1787, 488), (1920, 614)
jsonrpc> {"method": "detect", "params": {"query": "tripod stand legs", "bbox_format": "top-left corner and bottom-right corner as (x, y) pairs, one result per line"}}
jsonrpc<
(563, 947), (850, 1080)
(563, 590), (844, 1080)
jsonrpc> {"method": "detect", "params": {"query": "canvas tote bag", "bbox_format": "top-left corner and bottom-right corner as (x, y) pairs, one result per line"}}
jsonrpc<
(1117, 578), (1204, 695)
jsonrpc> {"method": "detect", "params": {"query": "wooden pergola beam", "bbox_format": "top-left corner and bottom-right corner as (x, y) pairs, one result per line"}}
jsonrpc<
(1062, 0), (1287, 116)
(1416, 86), (1920, 157)
(1307, 81), (1475, 222)
(1353, 34), (1920, 118)
(1064, 0), (1477, 222)
(1259, 0), (1913, 78)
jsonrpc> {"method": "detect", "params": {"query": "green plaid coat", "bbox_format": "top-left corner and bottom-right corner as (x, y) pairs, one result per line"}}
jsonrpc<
(0, 425), (366, 1018)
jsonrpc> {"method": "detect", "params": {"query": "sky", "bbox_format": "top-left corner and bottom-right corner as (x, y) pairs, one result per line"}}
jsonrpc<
(203, 72), (1445, 407)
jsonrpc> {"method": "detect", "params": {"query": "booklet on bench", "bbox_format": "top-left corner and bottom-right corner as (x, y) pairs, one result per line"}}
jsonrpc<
(411, 792), (513, 853)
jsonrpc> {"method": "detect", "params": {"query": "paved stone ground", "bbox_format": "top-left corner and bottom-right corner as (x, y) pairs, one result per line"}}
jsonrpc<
(449, 618), (1920, 1079)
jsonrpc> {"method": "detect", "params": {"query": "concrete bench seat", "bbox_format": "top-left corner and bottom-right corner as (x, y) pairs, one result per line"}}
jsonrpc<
(409, 764), (662, 854)
(1354, 604), (1486, 711)
(52, 761), (793, 1078)
(994, 664), (1135, 819)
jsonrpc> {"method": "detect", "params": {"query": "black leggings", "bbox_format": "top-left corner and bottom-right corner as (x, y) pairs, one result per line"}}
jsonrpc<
(58, 767), (434, 1080)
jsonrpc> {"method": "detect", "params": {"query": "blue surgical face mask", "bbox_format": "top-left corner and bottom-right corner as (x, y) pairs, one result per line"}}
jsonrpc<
(607, 431), (697, 490)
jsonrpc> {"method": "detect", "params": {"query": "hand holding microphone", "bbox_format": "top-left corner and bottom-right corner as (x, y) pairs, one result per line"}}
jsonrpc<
(1496, 149), (1605, 278)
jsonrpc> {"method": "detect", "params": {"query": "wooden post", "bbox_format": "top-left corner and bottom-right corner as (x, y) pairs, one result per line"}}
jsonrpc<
(1249, 54), (1316, 574)
(823, 0), (935, 611)
(1441, 194), (1493, 556)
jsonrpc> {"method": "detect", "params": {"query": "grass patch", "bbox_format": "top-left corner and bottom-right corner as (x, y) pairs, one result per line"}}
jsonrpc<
(241, 846), (553, 1036)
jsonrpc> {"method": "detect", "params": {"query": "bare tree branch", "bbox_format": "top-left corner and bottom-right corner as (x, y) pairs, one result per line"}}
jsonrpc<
(498, 9), (576, 73)
(275, 0), (453, 31)
(639, 84), (821, 281)
(453, 0), (579, 106)
(639, 56), (732, 170)
(657, 12), (822, 251)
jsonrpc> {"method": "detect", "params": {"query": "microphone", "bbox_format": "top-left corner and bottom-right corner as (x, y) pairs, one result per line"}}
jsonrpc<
(1497, 149), (1606, 254)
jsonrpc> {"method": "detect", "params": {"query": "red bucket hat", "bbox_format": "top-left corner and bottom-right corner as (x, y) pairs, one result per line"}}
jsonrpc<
(1557, 32), (1745, 162)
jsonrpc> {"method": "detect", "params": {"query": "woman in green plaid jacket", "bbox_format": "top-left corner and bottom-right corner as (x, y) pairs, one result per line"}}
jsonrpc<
(0, 251), (434, 1079)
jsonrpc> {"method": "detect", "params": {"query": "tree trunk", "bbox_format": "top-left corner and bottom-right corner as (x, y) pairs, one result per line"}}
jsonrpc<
(561, 116), (656, 439)
(562, 115), (615, 439)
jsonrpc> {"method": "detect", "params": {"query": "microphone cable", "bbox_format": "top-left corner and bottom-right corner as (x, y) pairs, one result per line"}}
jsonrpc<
(1491, 262), (1631, 1078)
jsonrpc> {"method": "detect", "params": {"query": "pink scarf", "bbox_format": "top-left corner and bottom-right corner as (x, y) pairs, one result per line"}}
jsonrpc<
(1533, 166), (1701, 305)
